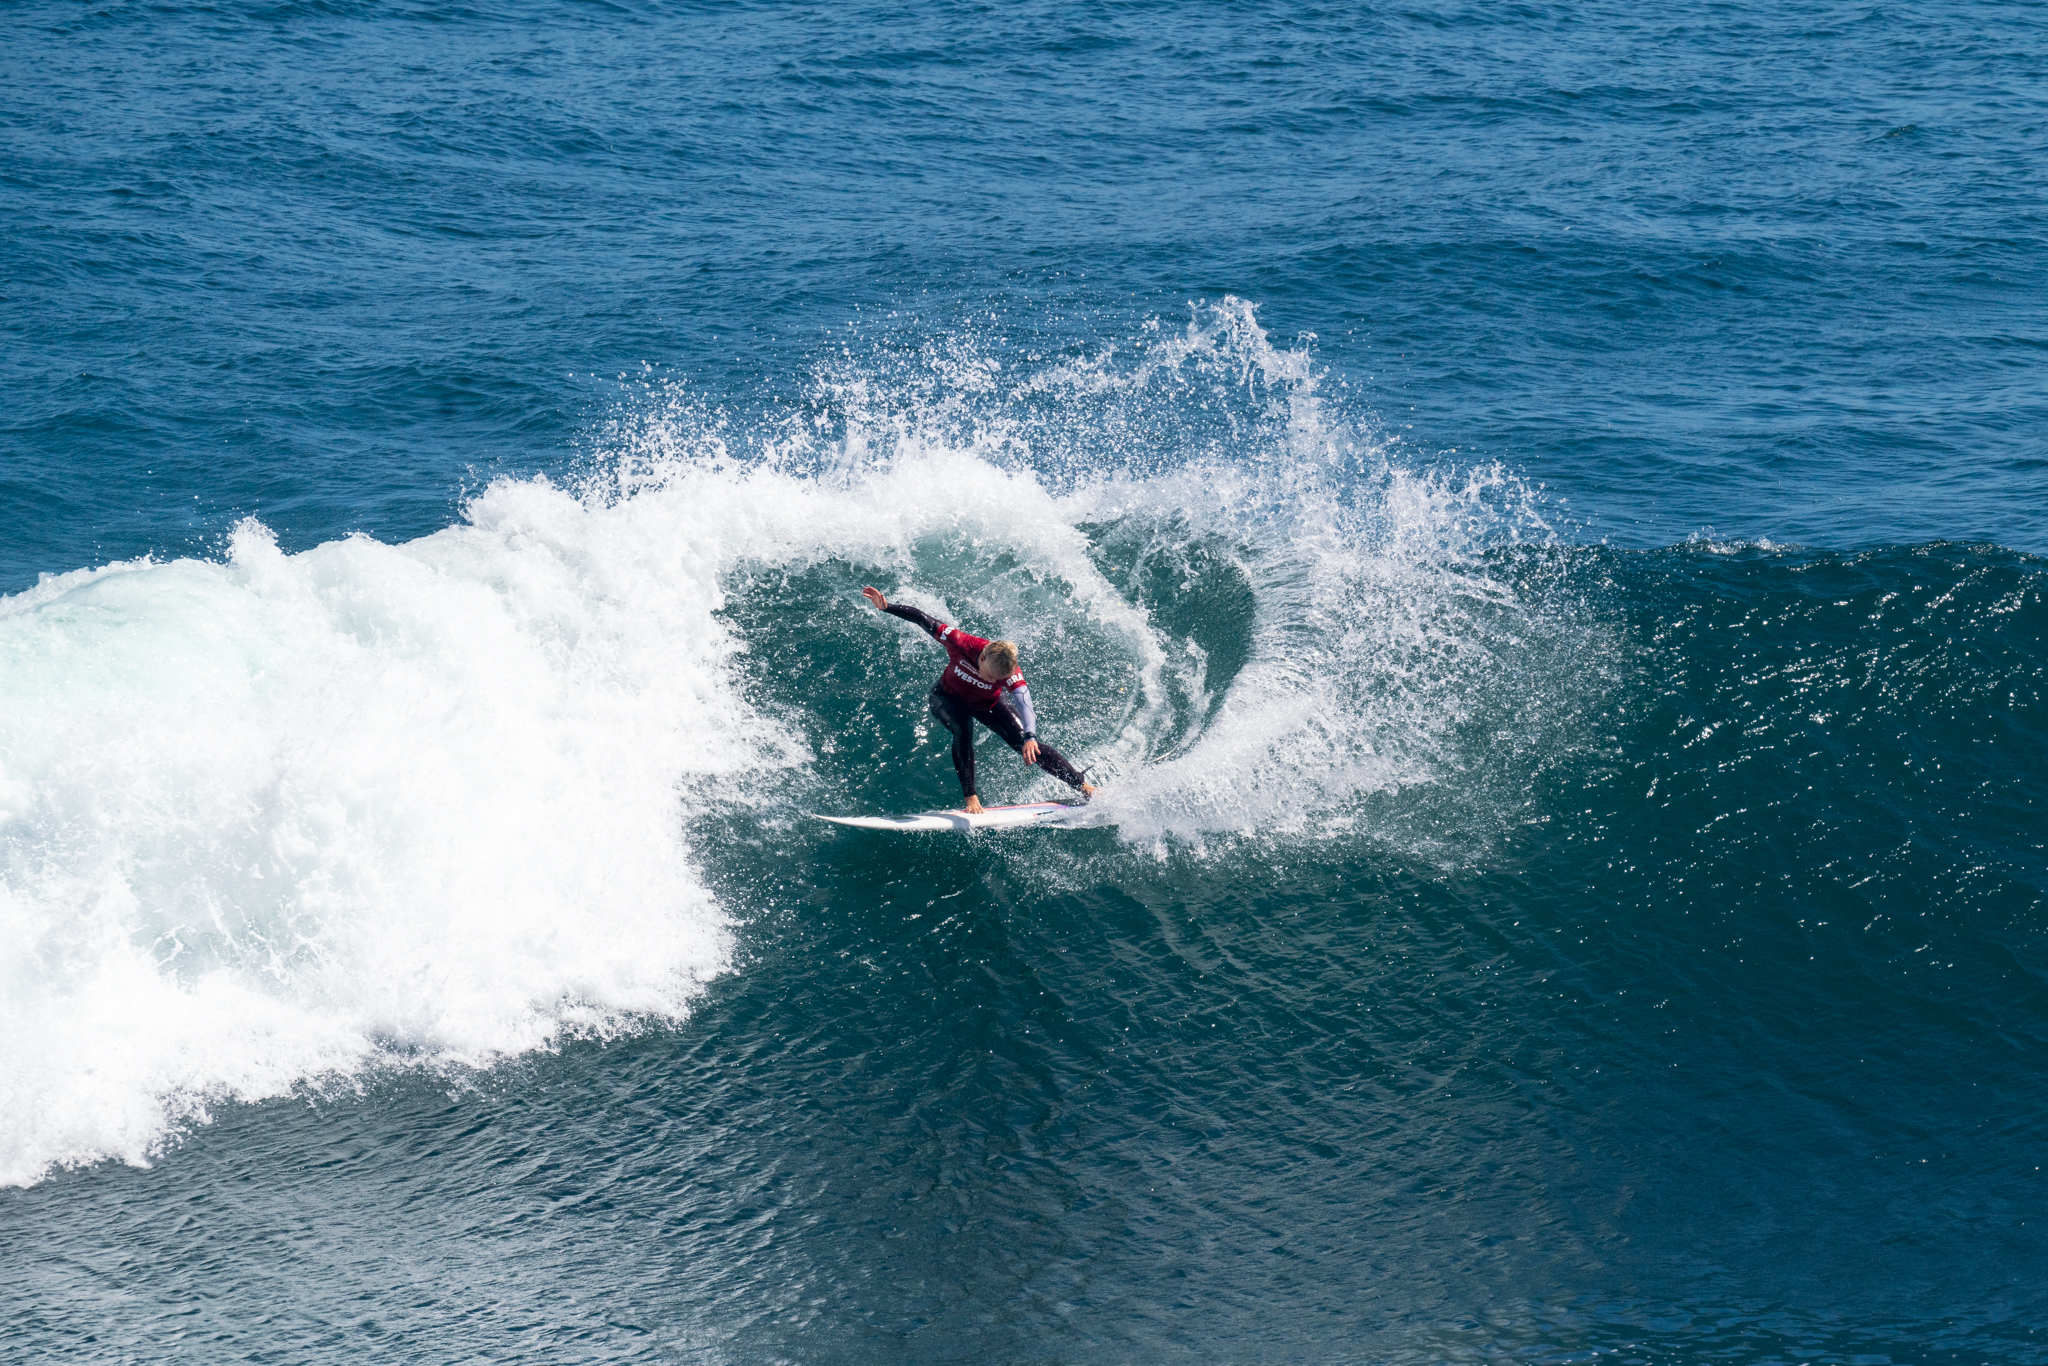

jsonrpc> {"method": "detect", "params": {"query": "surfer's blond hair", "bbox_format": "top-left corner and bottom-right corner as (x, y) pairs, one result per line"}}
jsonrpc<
(981, 639), (1019, 674)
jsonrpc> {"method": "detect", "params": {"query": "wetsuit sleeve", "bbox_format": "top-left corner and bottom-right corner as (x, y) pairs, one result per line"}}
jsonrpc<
(883, 601), (988, 655)
(882, 602), (947, 641)
(1007, 682), (1037, 737)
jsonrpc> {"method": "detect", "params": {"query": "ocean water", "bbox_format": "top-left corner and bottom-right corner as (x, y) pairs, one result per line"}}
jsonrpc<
(2, 1), (2044, 1362)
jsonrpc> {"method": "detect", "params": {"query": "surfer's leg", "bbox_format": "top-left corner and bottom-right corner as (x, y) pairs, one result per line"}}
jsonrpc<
(927, 688), (978, 799)
(983, 699), (1089, 792)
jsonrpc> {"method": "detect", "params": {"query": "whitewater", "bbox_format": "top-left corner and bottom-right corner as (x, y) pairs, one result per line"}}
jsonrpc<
(2, 304), (1593, 1189)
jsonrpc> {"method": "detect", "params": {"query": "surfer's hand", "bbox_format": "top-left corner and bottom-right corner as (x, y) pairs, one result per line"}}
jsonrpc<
(1021, 739), (1040, 765)
(965, 794), (984, 814)
(861, 586), (888, 611)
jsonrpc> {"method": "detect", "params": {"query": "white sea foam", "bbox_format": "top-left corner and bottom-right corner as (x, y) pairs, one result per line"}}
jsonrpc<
(1049, 455), (1573, 847)
(0, 496), (769, 1187)
(0, 446), (1170, 1187)
(0, 299), (1584, 1186)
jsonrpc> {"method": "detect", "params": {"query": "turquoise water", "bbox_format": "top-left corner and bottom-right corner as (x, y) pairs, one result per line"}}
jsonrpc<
(3, 2), (2044, 1362)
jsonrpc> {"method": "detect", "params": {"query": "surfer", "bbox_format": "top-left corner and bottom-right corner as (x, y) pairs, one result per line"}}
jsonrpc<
(862, 587), (1097, 814)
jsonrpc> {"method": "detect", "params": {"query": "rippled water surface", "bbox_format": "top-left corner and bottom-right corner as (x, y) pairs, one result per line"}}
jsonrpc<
(3, 2), (2044, 1362)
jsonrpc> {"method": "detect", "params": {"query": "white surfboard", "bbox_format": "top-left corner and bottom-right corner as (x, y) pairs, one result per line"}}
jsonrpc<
(810, 801), (1077, 833)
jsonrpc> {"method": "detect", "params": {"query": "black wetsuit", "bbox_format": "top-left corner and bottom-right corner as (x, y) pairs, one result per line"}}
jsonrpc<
(882, 603), (1090, 801)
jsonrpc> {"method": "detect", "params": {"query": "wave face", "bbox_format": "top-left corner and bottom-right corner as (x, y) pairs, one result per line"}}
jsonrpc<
(3, 302), (2045, 1360)
(0, 300), (1582, 1183)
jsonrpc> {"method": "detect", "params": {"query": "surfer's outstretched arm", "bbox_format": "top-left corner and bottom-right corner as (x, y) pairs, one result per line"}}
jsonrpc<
(864, 587), (957, 645)
(882, 602), (945, 638)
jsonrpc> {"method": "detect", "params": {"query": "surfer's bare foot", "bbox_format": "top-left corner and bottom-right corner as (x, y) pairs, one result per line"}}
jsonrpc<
(964, 795), (984, 814)
(1081, 782), (1096, 799)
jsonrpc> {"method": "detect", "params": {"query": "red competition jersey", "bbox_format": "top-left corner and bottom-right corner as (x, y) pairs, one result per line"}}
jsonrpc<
(933, 622), (1026, 707)
(883, 604), (1034, 723)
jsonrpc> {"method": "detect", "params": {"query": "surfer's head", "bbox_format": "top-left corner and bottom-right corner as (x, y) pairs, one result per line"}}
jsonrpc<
(978, 640), (1019, 680)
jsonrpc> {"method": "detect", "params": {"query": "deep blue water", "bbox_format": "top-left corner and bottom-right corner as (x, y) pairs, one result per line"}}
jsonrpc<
(3, 2), (2045, 1362)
